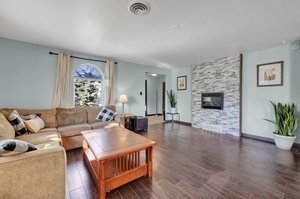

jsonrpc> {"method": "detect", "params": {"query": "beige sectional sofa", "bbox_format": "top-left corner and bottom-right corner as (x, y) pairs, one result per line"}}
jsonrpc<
(0, 111), (66, 198)
(0, 105), (118, 150)
(0, 105), (118, 198)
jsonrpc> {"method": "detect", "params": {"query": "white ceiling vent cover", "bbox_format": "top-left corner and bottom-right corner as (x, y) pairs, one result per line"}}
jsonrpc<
(128, 0), (151, 16)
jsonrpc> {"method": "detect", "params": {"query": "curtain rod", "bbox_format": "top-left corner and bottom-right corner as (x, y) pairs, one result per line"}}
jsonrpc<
(49, 52), (117, 64)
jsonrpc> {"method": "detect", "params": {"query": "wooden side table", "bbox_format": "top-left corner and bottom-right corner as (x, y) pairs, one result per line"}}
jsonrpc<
(132, 116), (148, 132)
(120, 115), (148, 132)
(119, 115), (134, 128)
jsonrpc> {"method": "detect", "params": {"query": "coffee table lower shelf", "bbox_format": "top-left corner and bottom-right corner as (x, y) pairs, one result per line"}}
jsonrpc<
(82, 141), (154, 199)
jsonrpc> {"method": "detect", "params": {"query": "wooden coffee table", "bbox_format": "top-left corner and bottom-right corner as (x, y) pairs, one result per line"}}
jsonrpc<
(82, 127), (156, 199)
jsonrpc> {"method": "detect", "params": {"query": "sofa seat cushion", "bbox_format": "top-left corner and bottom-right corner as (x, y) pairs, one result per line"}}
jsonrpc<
(56, 107), (87, 126)
(38, 128), (58, 133)
(87, 105), (116, 123)
(15, 132), (62, 146)
(90, 121), (119, 130)
(35, 141), (61, 150)
(58, 123), (92, 138)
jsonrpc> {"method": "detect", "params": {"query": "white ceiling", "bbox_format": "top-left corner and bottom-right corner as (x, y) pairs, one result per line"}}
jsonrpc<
(0, 0), (300, 68)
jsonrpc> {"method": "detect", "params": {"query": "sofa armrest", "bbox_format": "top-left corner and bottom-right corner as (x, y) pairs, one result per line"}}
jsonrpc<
(0, 146), (66, 199)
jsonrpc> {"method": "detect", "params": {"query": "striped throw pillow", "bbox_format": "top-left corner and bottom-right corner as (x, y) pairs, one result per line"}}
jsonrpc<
(8, 110), (28, 136)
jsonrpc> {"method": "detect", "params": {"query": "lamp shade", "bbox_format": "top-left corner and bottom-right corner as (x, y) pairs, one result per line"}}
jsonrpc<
(119, 94), (128, 103)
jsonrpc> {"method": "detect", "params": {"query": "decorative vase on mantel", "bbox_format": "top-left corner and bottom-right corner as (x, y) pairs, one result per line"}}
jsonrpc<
(170, 107), (177, 114)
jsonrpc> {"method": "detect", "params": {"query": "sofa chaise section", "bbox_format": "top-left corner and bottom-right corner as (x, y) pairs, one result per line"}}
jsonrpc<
(0, 146), (66, 199)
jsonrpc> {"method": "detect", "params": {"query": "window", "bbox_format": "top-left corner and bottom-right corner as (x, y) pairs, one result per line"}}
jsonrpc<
(74, 64), (104, 107)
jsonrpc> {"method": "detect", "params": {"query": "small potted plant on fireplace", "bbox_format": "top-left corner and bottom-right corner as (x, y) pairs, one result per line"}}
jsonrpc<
(264, 101), (298, 150)
(167, 89), (177, 113)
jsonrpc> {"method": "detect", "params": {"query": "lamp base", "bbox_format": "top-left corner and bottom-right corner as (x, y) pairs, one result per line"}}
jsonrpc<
(121, 103), (125, 116)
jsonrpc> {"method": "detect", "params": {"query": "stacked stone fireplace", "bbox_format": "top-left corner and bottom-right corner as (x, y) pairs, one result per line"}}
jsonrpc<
(192, 55), (241, 136)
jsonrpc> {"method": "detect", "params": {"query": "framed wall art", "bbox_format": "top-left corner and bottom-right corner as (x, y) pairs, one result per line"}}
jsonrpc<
(257, 61), (283, 87)
(177, 75), (187, 90)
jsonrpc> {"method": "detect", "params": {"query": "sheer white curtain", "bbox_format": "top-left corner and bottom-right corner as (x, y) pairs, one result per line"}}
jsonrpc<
(104, 60), (115, 105)
(52, 53), (73, 108)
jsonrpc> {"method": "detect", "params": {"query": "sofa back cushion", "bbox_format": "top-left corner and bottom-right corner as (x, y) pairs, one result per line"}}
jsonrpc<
(0, 108), (13, 119)
(0, 108), (57, 128)
(16, 109), (57, 128)
(0, 113), (15, 139)
(87, 105), (116, 123)
(56, 107), (87, 126)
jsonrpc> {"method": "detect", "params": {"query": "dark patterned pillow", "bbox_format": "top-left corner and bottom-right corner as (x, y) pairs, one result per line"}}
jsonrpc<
(0, 139), (37, 156)
(8, 110), (28, 136)
(96, 107), (117, 122)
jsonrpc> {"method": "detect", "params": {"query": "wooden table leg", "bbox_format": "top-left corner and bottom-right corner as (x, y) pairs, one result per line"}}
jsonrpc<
(99, 160), (106, 199)
(146, 147), (153, 177)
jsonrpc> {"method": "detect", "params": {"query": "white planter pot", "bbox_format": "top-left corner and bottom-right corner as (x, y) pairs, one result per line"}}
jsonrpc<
(170, 108), (177, 114)
(273, 134), (296, 150)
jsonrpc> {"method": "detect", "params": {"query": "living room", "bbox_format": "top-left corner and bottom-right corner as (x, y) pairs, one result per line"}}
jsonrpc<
(1, 1), (300, 199)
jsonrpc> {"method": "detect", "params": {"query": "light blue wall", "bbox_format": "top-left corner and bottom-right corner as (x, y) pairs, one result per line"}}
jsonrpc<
(242, 44), (300, 142)
(0, 38), (57, 108)
(290, 48), (300, 143)
(171, 67), (192, 123)
(0, 38), (172, 117)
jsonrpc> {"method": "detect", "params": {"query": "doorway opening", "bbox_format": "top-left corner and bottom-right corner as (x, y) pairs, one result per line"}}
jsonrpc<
(145, 72), (166, 125)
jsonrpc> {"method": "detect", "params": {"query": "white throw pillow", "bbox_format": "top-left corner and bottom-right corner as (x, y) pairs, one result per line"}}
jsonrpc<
(0, 139), (37, 156)
(24, 117), (45, 133)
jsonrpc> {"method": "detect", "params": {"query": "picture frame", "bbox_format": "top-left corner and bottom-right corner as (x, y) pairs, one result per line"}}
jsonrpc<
(257, 61), (283, 87)
(177, 75), (187, 90)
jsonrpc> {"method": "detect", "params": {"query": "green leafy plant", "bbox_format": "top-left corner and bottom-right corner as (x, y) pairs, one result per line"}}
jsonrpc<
(166, 89), (177, 108)
(264, 101), (298, 136)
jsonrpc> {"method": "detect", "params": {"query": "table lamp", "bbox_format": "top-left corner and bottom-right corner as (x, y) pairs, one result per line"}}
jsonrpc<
(120, 94), (128, 116)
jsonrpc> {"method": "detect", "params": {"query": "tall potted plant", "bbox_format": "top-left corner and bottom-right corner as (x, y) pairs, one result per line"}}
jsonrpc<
(167, 89), (177, 113)
(264, 101), (298, 150)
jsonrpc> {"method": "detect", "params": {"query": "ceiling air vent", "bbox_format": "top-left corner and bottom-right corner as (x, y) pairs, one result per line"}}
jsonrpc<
(128, 1), (151, 16)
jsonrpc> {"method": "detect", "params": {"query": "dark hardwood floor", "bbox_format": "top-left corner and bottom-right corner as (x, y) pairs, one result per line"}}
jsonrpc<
(66, 123), (300, 199)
